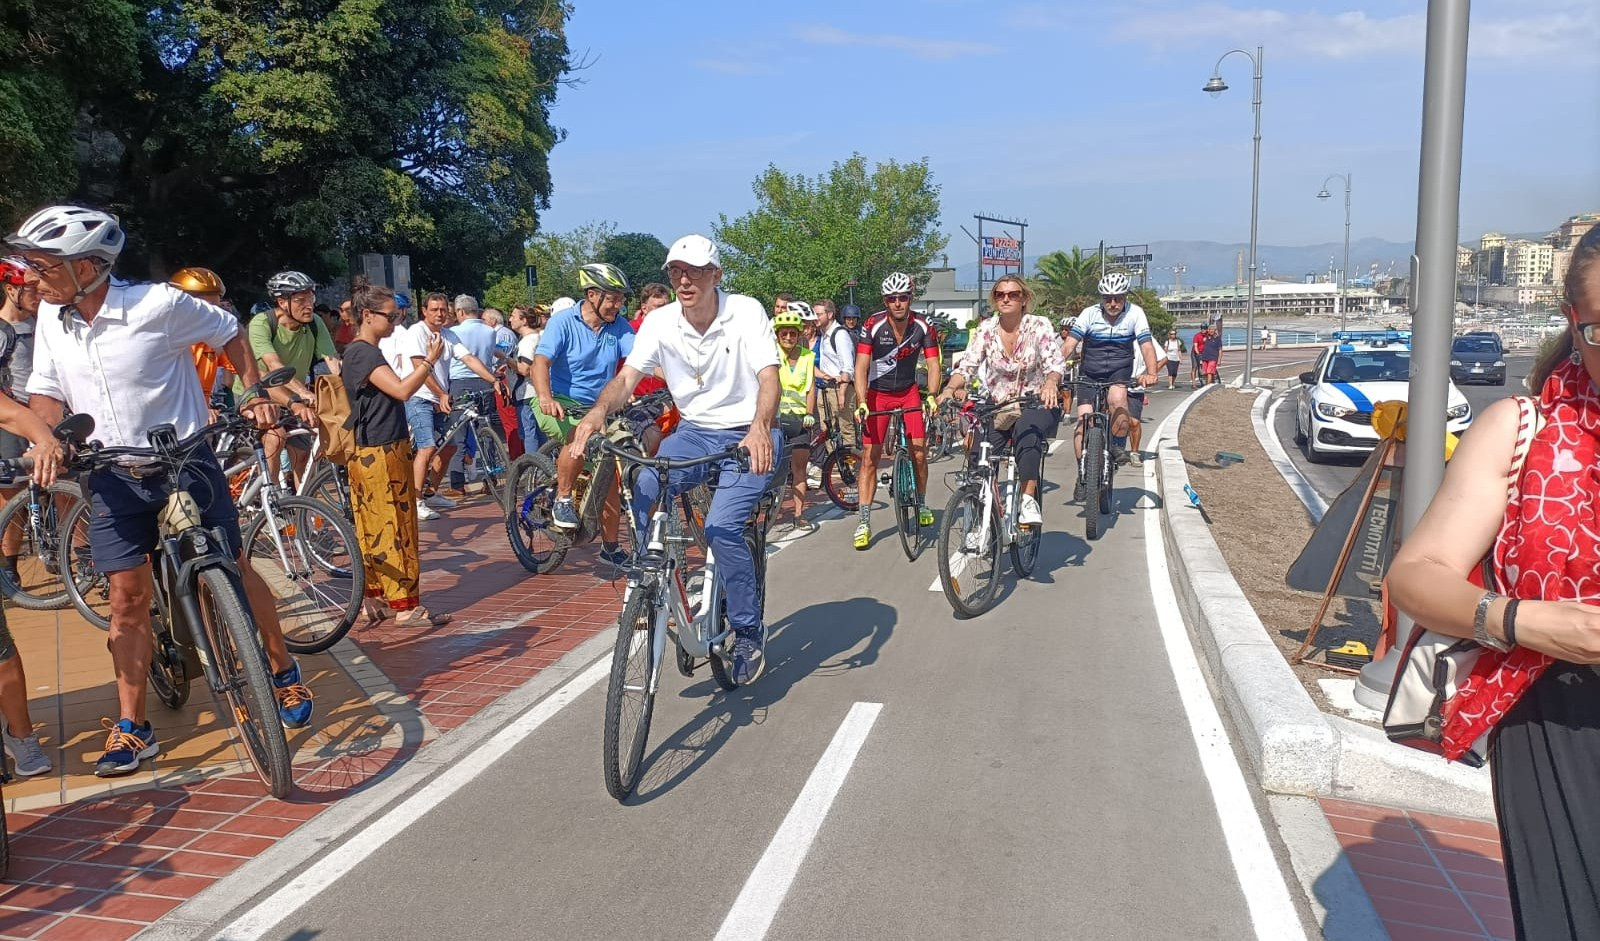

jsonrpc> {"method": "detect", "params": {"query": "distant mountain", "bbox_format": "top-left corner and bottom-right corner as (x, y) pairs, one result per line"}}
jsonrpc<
(953, 238), (1419, 291)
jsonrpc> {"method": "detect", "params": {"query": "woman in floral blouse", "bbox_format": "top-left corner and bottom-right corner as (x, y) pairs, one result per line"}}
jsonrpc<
(940, 275), (1065, 526)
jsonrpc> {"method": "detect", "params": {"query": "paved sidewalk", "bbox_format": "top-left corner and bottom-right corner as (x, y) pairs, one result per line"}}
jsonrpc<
(1322, 798), (1513, 941)
(0, 494), (627, 939)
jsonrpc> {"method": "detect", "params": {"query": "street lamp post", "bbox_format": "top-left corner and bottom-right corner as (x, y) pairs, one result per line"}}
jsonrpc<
(845, 279), (857, 306)
(1318, 173), (1353, 333)
(1203, 46), (1263, 387)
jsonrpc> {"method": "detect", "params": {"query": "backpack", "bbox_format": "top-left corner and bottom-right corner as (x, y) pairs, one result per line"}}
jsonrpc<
(313, 373), (356, 466)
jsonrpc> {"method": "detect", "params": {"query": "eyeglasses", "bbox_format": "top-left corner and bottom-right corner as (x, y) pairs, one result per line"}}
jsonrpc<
(667, 264), (715, 283)
(993, 290), (1023, 301)
(1578, 322), (1600, 346)
(19, 256), (67, 277)
(884, 293), (912, 303)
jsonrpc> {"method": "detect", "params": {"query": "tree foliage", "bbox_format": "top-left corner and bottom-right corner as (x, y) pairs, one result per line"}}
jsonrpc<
(1, 0), (573, 304)
(601, 232), (669, 295)
(482, 219), (614, 312)
(713, 154), (947, 312)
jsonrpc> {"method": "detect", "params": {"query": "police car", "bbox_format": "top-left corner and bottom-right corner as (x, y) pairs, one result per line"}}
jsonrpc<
(1293, 330), (1472, 463)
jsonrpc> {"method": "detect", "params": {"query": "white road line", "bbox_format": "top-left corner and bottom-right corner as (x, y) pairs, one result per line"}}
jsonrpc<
(1142, 416), (1310, 941)
(1259, 393), (1329, 522)
(714, 701), (884, 941)
(214, 656), (613, 941)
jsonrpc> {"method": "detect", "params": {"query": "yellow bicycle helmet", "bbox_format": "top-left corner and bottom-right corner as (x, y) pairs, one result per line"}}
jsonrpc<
(773, 311), (804, 331)
(169, 266), (227, 297)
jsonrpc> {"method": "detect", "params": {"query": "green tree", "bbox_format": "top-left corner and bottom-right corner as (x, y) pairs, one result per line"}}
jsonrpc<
(1132, 288), (1173, 344)
(600, 232), (670, 295)
(5, 0), (573, 302)
(482, 220), (615, 312)
(713, 154), (947, 311)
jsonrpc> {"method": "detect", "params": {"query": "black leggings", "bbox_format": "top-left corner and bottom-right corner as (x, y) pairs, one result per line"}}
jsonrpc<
(974, 407), (1060, 486)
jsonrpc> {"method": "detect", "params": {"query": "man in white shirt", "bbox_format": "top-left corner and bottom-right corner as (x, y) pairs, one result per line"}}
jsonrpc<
(398, 292), (501, 517)
(568, 235), (781, 685)
(9, 205), (315, 778)
(813, 298), (856, 428)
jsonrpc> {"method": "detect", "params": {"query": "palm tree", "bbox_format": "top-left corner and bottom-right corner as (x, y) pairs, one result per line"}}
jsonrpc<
(1032, 247), (1103, 319)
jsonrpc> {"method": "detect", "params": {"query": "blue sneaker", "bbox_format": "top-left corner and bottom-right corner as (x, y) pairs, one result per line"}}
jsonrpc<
(94, 718), (159, 778)
(598, 543), (632, 567)
(731, 628), (766, 685)
(273, 660), (315, 729)
(552, 497), (579, 530)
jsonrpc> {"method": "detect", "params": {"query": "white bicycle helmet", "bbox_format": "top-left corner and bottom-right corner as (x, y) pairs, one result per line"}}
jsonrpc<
(788, 300), (815, 322)
(266, 270), (318, 297)
(1097, 272), (1131, 296)
(6, 205), (124, 262)
(881, 272), (913, 296)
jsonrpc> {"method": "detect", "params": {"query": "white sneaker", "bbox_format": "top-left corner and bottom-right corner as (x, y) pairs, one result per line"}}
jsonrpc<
(1, 718), (51, 778)
(417, 503), (440, 521)
(425, 493), (456, 509)
(1018, 494), (1043, 526)
(1128, 451), (1144, 466)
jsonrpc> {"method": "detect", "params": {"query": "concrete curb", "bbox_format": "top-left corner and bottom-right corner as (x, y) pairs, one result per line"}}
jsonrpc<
(1156, 385), (1336, 795)
(1252, 390), (1329, 523)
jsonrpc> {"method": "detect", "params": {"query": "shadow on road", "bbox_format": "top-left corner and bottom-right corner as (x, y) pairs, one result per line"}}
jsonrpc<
(626, 597), (897, 804)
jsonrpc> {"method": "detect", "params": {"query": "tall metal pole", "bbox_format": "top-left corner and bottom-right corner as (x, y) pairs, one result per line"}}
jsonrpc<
(1341, 174), (1351, 332)
(1355, 0), (1471, 708)
(1244, 45), (1262, 387)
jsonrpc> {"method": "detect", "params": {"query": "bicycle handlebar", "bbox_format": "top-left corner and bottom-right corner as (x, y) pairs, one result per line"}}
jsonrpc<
(587, 437), (748, 473)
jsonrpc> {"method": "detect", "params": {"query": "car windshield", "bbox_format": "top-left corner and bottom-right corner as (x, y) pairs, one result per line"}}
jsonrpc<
(1453, 338), (1498, 353)
(1324, 350), (1410, 383)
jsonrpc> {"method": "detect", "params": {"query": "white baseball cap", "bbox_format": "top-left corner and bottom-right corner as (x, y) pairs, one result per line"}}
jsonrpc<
(551, 296), (578, 313)
(662, 234), (721, 270)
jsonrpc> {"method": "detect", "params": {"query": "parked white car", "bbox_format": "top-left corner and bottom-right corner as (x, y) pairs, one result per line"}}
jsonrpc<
(1293, 333), (1472, 463)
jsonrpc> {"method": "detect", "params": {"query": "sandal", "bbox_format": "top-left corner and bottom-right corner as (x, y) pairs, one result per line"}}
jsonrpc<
(362, 599), (395, 625)
(394, 606), (452, 628)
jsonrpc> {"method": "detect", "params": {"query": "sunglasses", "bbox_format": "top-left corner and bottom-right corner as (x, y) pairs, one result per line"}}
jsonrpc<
(993, 289), (1023, 301)
(1101, 295), (1126, 304)
(884, 293), (912, 303)
(365, 308), (404, 323)
(667, 264), (715, 283)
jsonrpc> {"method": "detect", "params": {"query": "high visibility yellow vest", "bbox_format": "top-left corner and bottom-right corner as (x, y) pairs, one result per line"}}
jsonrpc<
(778, 349), (815, 416)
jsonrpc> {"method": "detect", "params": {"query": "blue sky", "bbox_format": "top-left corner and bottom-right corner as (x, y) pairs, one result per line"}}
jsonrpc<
(538, 0), (1599, 262)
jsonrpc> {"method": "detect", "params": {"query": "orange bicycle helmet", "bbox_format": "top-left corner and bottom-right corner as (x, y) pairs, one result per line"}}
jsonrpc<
(169, 267), (227, 298)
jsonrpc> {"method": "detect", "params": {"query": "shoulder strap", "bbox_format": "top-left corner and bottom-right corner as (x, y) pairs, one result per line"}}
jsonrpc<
(1505, 395), (1541, 499)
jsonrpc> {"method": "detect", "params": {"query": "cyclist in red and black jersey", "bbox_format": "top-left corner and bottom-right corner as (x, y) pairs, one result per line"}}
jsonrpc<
(850, 272), (941, 549)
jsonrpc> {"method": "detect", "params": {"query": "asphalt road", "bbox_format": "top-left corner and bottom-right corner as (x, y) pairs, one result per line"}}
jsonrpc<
(1269, 354), (1535, 504)
(201, 388), (1304, 941)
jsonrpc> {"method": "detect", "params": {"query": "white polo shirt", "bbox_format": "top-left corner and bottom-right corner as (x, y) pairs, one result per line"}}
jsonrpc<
(397, 321), (472, 403)
(28, 280), (239, 449)
(626, 291), (779, 429)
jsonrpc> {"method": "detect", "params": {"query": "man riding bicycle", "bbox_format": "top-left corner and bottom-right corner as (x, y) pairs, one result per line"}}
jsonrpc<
(534, 262), (636, 566)
(1061, 272), (1158, 499)
(568, 235), (780, 685)
(851, 272), (941, 550)
(9, 205), (314, 778)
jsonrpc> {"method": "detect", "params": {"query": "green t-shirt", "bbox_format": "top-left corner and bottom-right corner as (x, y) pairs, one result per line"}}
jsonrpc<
(233, 312), (336, 393)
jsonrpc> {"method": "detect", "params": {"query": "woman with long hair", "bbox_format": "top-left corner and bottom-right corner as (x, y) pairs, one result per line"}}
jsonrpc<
(1387, 224), (1600, 939)
(341, 284), (452, 628)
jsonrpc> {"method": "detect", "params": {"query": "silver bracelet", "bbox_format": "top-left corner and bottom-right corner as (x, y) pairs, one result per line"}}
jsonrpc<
(1473, 591), (1512, 652)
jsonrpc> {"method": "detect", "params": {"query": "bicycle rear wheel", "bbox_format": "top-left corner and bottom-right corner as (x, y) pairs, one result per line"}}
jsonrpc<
(301, 461), (354, 522)
(475, 427), (510, 510)
(602, 587), (657, 800)
(243, 496), (364, 654)
(1083, 426), (1106, 541)
(938, 487), (1001, 617)
(196, 568), (293, 798)
(505, 453), (569, 574)
(894, 451), (920, 561)
(709, 525), (769, 691)
(59, 500), (111, 630)
(0, 483), (81, 610)
(821, 449), (860, 512)
(1010, 477), (1044, 578)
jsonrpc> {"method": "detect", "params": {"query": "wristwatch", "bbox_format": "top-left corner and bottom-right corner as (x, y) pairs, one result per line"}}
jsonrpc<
(1473, 591), (1514, 652)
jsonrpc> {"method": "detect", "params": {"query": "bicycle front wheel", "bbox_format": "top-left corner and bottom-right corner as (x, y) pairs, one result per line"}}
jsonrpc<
(475, 427), (510, 510)
(603, 587), (658, 801)
(505, 454), (569, 574)
(243, 496), (364, 654)
(894, 451), (920, 562)
(59, 500), (111, 630)
(0, 483), (82, 610)
(1083, 426), (1107, 541)
(196, 567), (294, 798)
(938, 487), (1001, 617)
(821, 449), (860, 512)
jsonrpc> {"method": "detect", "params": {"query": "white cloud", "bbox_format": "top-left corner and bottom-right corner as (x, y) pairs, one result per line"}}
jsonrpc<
(1107, 2), (1598, 61)
(794, 24), (999, 60)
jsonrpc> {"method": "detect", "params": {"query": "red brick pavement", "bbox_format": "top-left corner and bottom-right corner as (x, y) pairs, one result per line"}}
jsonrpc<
(1322, 797), (1514, 941)
(0, 498), (623, 938)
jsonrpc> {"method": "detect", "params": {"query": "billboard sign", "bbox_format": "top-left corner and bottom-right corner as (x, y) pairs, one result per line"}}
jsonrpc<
(981, 235), (1022, 268)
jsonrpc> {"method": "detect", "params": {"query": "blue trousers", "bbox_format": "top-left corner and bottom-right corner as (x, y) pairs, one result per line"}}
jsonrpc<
(516, 401), (545, 455)
(630, 422), (780, 633)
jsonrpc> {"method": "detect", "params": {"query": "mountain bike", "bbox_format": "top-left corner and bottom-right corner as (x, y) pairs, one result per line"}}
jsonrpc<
(0, 467), (84, 611)
(937, 395), (1043, 617)
(863, 405), (928, 560)
(1076, 379), (1127, 541)
(593, 439), (779, 801)
(438, 389), (510, 509)
(815, 389), (862, 512)
(29, 397), (297, 797)
(504, 391), (677, 574)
